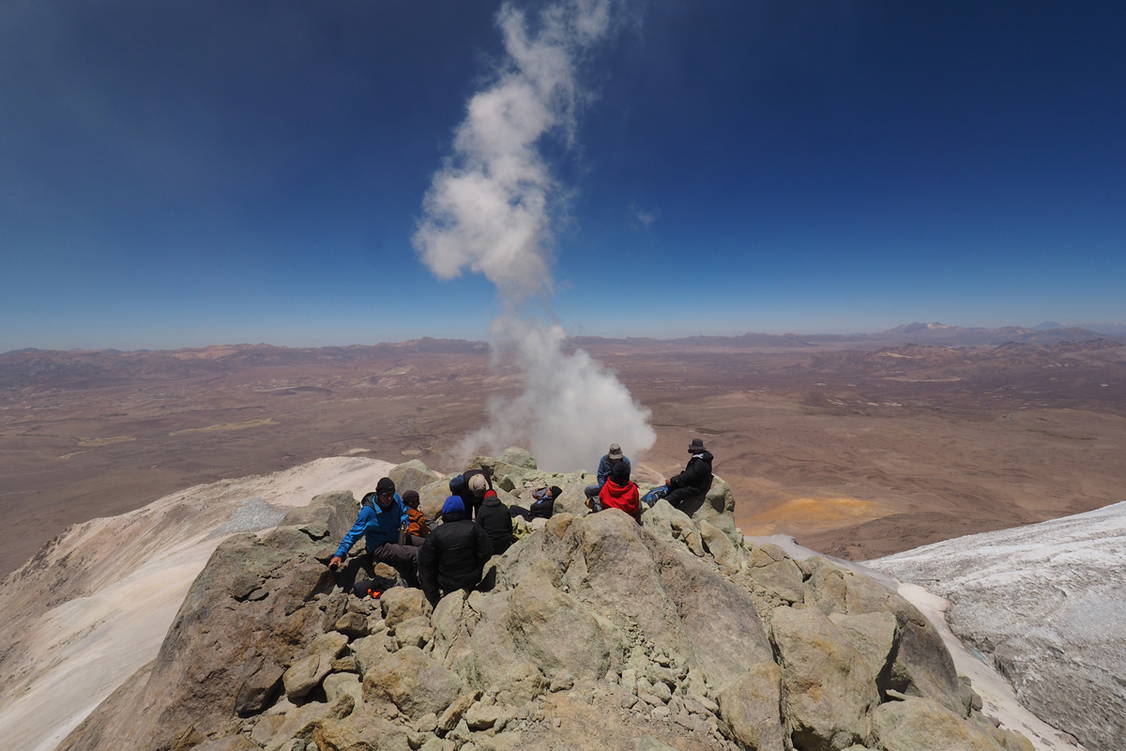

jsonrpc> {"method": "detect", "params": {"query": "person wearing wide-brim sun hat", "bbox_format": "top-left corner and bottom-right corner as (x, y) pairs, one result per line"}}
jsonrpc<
(664, 438), (714, 516)
(584, 442), (632, 503)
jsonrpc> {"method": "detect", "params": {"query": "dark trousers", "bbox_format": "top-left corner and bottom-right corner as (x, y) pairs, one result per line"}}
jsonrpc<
(665, 488), (707, 517)
(371, 542), (420, 588)
(509, 505), (535, 521)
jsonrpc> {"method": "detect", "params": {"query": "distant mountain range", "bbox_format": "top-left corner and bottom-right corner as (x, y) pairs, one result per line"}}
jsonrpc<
(573, 322), (1119, 350)
(2, 325), (1120, 391)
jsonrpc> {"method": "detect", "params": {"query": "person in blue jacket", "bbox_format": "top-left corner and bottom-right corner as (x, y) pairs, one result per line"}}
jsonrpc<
(584, 443), (631, 503)
(328, 477), (419, 587)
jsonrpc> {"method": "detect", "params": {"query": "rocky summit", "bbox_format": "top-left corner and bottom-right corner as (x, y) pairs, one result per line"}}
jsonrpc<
(59, 452), (1033, 751)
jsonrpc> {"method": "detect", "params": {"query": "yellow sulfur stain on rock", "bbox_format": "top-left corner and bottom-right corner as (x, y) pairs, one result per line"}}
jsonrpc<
(741, 495), (895, 537)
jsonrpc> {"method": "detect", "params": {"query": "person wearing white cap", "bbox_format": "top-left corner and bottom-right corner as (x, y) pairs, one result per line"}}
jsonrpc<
(448, 467), (493, 520)
(584, 442), (631, 506)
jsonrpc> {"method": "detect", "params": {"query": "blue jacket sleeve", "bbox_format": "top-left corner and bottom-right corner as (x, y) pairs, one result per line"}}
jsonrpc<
(596, 456), (612, 485)
(395, 495), (409, 528)
(335, 506), (374, 558)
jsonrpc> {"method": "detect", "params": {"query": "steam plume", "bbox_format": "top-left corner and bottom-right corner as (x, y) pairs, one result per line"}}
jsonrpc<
(413, 0), (656, 470)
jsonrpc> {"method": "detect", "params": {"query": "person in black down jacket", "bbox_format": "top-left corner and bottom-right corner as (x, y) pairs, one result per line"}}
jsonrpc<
(509, 485), (561, 521)
(476, 490), (516, 554)
(665, 438), (714, 516)
(417, 496), (494, 607)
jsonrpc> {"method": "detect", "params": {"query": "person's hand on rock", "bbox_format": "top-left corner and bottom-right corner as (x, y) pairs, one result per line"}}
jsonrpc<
(328, 556), (343, 570)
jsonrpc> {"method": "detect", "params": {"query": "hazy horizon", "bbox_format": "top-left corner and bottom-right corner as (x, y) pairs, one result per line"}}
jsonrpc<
(5, 317), (1125, 354)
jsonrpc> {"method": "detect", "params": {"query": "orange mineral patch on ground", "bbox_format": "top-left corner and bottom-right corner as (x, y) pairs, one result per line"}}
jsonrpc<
(740, 495), (896, 537)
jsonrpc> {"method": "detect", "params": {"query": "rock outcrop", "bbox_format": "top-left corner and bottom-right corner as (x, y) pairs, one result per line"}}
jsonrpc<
(868, 501), (1126, 751)
(59, 453), (1031, 751)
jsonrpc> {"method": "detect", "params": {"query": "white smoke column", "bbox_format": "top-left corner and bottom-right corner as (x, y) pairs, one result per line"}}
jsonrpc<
(413, 0), (656, 470)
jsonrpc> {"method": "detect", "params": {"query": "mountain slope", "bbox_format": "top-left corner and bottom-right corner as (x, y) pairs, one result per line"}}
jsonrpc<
(0, 456), (395, 751)
(868, 502), (1126, 751)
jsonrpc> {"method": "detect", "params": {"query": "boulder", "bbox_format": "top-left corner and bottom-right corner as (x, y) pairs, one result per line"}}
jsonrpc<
(771, 605), (879, 750)
(350, 632), (394, 677)
(696, 476), (740, 546)
(389, 459), (439, 494)
(233, 658), (284, 717)
(641, 500), (704, 556)
(282, 652), (334, 701)
(282, 633), (347, 701)
(501, 446), (537, 470)
(381, 586), (431, 629)
(313, 705), (412, 751)
(715, 661), (784, 751)
(803, 556), (966, 714)
(322, 672), (363, 705)
(745, 544), (806, 605)
(362, 646), (463, 720)
(699, 519), (743, 574)
(417, 478), (454, 519)
(871, 696), (1009, 751)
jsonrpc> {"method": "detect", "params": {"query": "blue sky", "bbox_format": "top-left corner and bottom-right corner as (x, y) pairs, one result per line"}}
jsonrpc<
(2, 0), (1124, 350)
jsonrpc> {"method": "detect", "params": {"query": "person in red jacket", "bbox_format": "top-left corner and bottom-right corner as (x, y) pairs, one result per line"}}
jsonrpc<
(592, 459), (641, 522)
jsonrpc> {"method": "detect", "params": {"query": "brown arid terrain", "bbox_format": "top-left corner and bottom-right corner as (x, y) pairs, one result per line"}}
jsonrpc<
(2, 329), (1124, 575)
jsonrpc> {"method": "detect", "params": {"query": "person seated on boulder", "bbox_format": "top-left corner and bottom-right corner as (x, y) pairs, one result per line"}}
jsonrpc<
(509, 485), (562, 521)
(417, 496), (494, 607)
(448, 467), (492, 520)
(664, 438), (714, 516)
(401, 490), (430, 545)
(584, 443), (631, 501)
(328, 477), (419, 587)
(590, 459), (641, 522)
(475, 489), (516, 554)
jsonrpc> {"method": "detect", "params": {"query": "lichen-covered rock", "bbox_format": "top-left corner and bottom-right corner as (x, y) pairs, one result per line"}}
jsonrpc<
(872, 696), (1009, 751)
(771, 605), (880, 750)
(362, 646), (463, 720)
(715, 661), (784, 751)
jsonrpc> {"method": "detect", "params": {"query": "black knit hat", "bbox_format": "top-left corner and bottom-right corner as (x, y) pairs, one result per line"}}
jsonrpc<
(376, 477), (396, 495)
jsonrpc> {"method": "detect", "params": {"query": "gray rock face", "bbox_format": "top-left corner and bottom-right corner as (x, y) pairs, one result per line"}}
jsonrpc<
(868, 501), (1126, 751)
(58, 453), (1025, 751)
(388, 459), (440, 495)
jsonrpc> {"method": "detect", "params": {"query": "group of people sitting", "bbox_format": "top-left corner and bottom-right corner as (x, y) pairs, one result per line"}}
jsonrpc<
(327, 439), (715, 606)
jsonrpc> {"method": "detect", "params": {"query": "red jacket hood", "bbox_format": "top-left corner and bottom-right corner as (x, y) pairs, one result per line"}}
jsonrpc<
(599, 479), (640, 518)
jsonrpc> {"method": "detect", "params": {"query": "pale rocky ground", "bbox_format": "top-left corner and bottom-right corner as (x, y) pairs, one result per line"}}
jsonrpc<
(0, 456), (395, 751)
(867, 503), (1126, 751)
(0, 450), (1105, 751)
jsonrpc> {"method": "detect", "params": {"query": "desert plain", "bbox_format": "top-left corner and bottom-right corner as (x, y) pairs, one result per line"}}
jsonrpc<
(2, 329), (1124, 576)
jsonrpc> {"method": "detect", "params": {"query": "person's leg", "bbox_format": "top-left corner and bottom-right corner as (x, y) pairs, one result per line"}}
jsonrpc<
(509, 505), (533, 521)
(665, 488), (706, 516)
(584, 483), (602, 499)
(335, 551), (373, 592)
(372, 543), (420, 588)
